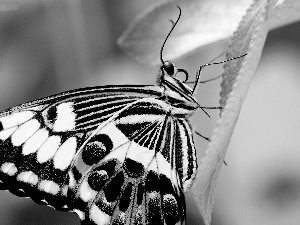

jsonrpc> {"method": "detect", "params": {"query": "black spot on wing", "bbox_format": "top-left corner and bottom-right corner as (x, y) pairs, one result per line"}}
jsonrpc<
(163, 194), (180, 225)
(124, 158), (144, 178)
(88, 170), (108, 191)
(84, 159), (120, 193)
(119, 182), (132, 212)
(104, 172), (124, 202)
(159, 175), (183, 225)
(82, 134), (113, 165)
(159, 174), (175, 195)
(0, 121), (3, 131)
(147, 191), (163, 225)
(0, 139), (22, 165)
(71, 166), (82, 181)
(136, 183), (144, 206)
(145, 171), (163, 224)
(145, 171), (160, 192)
(46, 105), (57, 123)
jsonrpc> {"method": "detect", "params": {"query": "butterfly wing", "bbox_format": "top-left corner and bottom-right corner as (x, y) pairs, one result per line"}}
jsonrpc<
(0, 85), (161, 210)
(68, 98), (197, 225)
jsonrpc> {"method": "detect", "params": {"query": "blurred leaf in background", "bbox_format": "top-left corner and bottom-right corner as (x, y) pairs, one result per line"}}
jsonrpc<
(0, 0), (299, 225)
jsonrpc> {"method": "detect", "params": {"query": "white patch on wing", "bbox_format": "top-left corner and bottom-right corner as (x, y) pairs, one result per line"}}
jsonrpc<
(11, 119), (40, 146)
(62, 185), (68, 197)
(0, 111), (34, 129)
(1, 162), (17, 176)
(156, 152), (172, 180)
(37, 136), (61, 163)
(73, 209), (85, 220)
(79, 179), (97, 202)
(39, 180), (59, 194)
(17, 171), (39, 185)
(98, 122), (128, 148)
(147, 157), (158, 172)
(53, 102), (76, 132)
(28, 105), (46, 111)
(23, 128), (49, 155)
(90, 205), (111, 225)
(7, 165), (18, 176)
(103, 142), (130, 162)
(116, 114), (161, 124)
(126, 142), (154, 167)
(171, 168), (181, 192)
(53, 137), (77, 170)
(68, 171), (76, 188)
(1, 162), (13, 173)
(147, 191), (159, 200)
(0, 127), (17, 140)
(178, 124), (188, 179)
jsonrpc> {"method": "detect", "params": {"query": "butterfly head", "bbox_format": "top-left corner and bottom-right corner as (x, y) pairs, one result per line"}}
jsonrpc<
(158, 61), (199, 110)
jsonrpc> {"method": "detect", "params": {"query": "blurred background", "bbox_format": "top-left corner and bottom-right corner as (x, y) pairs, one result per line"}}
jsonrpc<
(0, 1), (299, 225)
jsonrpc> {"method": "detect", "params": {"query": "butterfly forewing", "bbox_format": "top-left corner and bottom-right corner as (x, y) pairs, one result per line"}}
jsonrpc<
(0, 86), (161, 210)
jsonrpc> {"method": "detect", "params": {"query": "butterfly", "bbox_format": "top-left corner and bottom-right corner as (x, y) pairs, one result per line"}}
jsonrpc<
(0, 6), (245, 225)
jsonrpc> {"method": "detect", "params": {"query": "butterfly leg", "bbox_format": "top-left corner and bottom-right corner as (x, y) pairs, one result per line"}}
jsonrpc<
(195, 130), (210, 142)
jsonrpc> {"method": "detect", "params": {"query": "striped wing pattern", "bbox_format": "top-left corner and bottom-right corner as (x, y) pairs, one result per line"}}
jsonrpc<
(68, 99), (197, 225)
(0, 86), (159, 210)
(0, 85), (197, 225)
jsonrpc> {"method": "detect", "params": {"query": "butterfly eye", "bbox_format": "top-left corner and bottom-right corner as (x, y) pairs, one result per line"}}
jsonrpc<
(162, 61), (175, 75)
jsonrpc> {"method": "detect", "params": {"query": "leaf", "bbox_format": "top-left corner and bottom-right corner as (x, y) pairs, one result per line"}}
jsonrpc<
(118, 0), (253, 65)
(270, 0), (300, 29)
(119, 0), (300, 65)
(191, 0), (279, 224)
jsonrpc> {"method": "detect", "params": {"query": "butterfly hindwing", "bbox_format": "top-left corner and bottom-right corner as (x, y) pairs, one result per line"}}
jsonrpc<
(68, 98), (197, 224)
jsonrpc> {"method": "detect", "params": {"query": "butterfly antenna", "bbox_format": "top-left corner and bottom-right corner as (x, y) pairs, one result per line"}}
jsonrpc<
(192, 53), (248, 94)
(160, 6), (182, 64)
(185, 52), (226, 84)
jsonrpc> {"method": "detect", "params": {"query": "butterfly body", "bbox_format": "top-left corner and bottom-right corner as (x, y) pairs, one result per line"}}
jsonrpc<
(0, 66), (199, 225)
